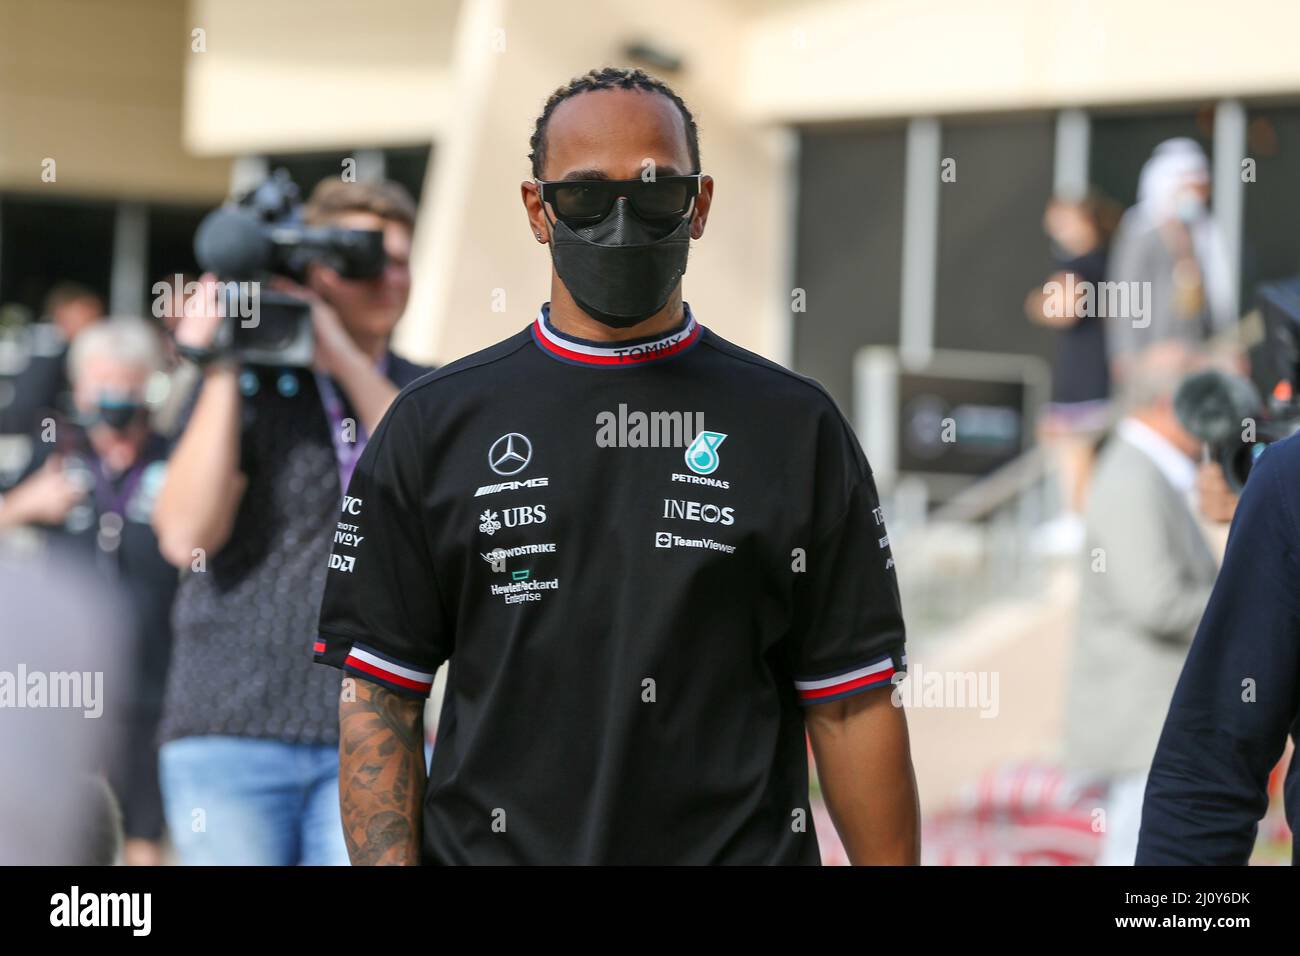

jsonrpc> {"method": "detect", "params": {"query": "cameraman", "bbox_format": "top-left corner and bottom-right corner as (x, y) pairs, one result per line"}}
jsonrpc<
(152, 179), (430, 865)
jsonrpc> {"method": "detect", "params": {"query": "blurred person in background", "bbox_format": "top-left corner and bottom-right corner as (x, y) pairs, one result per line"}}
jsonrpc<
(150, 272), (202, 438)
(1106, 138), (1237, 384)
(1025, 190), (1122, 553)
(1063, 340), (1223, 865)
(0, 281), (104, 436)
(151, 178), (431, 865)
(0, 315), (173, 864)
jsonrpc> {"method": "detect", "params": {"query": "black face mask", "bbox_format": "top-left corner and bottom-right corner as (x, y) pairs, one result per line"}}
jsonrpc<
(547, 197), (691, 329)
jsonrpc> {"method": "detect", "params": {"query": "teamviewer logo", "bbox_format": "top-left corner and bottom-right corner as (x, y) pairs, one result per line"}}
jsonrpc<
(655, 532), (673, 549)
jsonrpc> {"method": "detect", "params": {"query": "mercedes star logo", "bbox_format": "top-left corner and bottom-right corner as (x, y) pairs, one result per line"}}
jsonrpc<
(489, 433), (532, 476)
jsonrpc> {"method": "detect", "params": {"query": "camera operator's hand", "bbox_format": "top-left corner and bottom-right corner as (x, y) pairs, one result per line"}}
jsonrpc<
(173, 272), (229, 354)
(267, 276), (363, 379)
(1197, 460), (1238, 524)
(0, 456), (86, 528)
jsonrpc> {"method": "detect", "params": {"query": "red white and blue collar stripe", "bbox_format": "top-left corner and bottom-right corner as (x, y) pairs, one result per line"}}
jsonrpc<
(532, 302), (702, 367)
(794, 653), (904, 706)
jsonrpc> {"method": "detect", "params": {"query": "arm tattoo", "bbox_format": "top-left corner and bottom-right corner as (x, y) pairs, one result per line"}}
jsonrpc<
(339, 677), (426, 865)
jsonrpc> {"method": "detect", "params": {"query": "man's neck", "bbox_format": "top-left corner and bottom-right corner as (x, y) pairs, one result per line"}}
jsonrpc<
(546, 283), (684, 342)
(1127, 411), (1196, 460)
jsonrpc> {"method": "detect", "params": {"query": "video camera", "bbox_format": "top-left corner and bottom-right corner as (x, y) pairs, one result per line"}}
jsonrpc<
(1175, 277), (1300, 491)
(191, 170), (387, 366)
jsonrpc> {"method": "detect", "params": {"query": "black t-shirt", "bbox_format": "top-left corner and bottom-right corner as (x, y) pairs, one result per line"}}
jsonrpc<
(160, 353), (430, 746)
(316, 303), (907, 864)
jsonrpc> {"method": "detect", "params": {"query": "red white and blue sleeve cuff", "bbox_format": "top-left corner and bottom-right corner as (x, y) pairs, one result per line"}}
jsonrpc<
(794, 651), (906, 706)
(315, 635), (435, 698)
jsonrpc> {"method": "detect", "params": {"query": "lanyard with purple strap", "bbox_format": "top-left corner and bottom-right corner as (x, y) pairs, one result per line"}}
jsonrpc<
(90, 458), (148, 553)
(314, 353), (390, 497)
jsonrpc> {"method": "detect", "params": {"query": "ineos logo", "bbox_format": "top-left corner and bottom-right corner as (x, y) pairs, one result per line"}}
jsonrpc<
(662, 498), (735, 525)
(489, 433), (532, 476)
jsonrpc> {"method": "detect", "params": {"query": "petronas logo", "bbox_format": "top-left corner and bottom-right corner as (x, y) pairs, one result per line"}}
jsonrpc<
(684, 431), (727, 476)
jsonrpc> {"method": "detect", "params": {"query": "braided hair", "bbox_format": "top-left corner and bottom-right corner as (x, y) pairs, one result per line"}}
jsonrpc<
(528, 67), (700, 178)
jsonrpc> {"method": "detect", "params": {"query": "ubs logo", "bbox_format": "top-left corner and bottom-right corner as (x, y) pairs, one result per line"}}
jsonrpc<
(489, 433), (532, 476)
(478, 505), (546, 536)
(503, 504), (547, 528)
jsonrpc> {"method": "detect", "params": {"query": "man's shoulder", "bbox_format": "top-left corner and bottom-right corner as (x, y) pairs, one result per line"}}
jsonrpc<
(697, 327), (841, 414)
(696, 327), (868, 479)
(1092, 431), (1169, 498)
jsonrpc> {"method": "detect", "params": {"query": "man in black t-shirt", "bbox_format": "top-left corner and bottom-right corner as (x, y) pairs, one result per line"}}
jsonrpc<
(317, 68), (919, 865)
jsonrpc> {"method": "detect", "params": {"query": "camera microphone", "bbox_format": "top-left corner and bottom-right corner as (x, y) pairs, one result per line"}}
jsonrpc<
(194, 206), (275, 277)
(1173, 368), (1261, 446)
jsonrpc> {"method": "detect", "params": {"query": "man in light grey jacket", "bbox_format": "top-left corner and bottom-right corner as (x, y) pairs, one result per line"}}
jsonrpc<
(1064, 340), (1220, 864)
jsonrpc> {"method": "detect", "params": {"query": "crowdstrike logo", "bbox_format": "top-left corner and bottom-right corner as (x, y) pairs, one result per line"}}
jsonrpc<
(489, 433), (532, 476)
(480, 543), (556, 562)
(481, 542), (557, 572)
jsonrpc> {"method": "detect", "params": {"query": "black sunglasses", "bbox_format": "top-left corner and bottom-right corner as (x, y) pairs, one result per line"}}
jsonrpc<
(536, 174), (702, 225)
